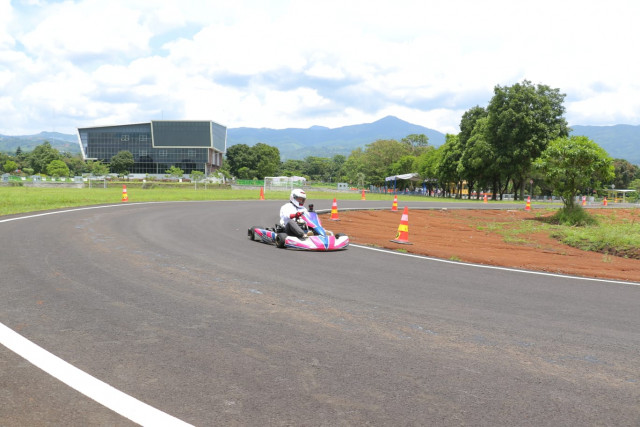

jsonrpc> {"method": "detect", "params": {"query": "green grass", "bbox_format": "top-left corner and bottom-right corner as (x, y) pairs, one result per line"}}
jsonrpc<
(0, 185), (508, 216)
(475, 207), (640, 260)
(552, 223), (640, 259)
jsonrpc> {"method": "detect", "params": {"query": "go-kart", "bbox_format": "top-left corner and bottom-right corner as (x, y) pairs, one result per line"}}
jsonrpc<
(248, 209), (349, 251)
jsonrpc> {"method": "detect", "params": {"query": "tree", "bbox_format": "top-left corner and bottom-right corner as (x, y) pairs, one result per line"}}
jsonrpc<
(534, 136), (614, 209)
(343, 147), (366, 186)
(415, 147), (440, 194)
(457, 106), (489, 198)
(3, 160), (18, 174)
(457, 117), (498, 199)
(486, 80), (569, 200)
(303, 156), (331, 181)
(46, 159), (70, 177)
(436, 134), (464, 197)
(225, 144), (252, 177)
(253, 143), (280, 178)
(612, 159), (639, 189)
(224, 143), (280, 179)
(166, 166), (184, 178)
(329, 154), (347, 182)
(87, 160), (109, 177)
(281, 159), (305, 177)
(27, 141), (62, 174)
(360, 139), (412, 185)
(190, 170), (205, 187)
(401, 134), (430, 155)
(110, 151), (134, 175)
(63, 153), (88, 176)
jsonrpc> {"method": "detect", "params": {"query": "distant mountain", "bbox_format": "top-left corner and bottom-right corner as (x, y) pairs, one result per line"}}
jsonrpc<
(0, 131), (79, 155)
(227, 116), (447, 159)
(570, 124), (640, 165)
(1, 118), (639, 165)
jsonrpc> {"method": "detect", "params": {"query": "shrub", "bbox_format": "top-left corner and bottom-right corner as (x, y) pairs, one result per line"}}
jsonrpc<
(547, 206), (598, 227)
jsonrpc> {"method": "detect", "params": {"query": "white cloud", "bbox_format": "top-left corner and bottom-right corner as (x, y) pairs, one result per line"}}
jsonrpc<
(1, 0), (640, 135)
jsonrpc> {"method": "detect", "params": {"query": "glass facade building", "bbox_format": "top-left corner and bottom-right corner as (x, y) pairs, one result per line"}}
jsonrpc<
(77, 120), (227, 175)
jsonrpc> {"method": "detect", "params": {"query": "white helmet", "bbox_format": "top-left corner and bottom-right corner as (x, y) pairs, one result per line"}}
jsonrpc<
(290, 189), (306, 207)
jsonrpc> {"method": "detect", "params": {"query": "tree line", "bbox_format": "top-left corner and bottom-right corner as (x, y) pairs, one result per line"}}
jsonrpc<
(224, 80), (640, 204)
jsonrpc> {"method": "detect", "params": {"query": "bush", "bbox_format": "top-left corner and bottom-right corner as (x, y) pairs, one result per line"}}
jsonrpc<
(547, 206), (598, 227)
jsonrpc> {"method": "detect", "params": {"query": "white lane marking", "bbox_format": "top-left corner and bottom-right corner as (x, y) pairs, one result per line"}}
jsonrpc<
(0, 323), (192, 426)
(0, 202), (169, 224)
(350, 244), (640, 286)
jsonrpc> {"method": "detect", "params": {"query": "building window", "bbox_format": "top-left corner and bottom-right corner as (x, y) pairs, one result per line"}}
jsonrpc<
(159, 149), (167, 158)
(188, 149), (196, 157)
(139, 134), (147, 142)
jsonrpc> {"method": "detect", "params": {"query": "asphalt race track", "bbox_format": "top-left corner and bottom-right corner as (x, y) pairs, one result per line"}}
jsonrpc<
(1, 200), (639, 426)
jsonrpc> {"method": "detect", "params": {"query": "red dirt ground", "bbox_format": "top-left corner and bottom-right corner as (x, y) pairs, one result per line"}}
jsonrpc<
(320, 208), (640, 283)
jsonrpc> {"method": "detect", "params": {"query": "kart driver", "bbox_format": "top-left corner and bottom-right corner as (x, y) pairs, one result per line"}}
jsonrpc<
(280, 189), (310, 239)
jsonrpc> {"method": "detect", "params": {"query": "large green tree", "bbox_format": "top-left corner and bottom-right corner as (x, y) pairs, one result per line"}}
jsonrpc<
(486, 80), (569, 199)
(224, 143), (280, 179)
(436, 134), (464, 197)
(359, 139), (412, 185)
(401, 134), (430, 155)
(456, 106), (489, 198)
(110, 151), (134, 175)
(302, 156), (331, 181)
(225, 144), (255, 178)
(457, 117), (499, 199)
(253, 143), (280, 178)
(612, 158), (639, 189)
(46, 159), (70, 177)
(27, 141), (62, 174)
(87, 160), (109, 177)
(3, 160), (18, 174)
(534, 135), (614, 209)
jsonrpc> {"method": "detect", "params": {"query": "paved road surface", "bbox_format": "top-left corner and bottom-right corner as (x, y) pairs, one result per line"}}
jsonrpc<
(1, 200), (639, 426)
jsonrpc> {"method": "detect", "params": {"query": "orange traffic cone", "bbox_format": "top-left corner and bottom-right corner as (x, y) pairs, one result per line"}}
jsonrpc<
(361, 189), (366, 200)
(330, 198), (340, 221)
(259, 187), (265, 200)
(603, 197), (608, 206)
(121, 184), (128, 202)
(524, 195), (531, 211)
(582, 195), (586, 206)
(391, 195), (398, 211)
(483, 193), (488, 203)
(390, 206), (412, 244)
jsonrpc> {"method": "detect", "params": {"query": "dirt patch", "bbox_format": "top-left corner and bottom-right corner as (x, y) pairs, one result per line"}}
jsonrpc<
(320, 208), (640, 283)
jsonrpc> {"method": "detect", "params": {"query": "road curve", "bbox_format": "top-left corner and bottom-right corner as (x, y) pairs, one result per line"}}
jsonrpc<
(1, 200), (639, 426)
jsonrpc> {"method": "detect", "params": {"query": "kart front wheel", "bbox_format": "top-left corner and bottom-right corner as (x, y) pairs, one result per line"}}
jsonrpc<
(247, 227), (258, 241)
(276, 233), (288, 248)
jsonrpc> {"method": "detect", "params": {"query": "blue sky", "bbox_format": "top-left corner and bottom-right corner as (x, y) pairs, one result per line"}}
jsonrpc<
(1, 0), (639, 135)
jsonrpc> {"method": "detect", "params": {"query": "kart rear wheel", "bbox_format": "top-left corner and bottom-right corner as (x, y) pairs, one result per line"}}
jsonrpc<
(275, 233), (288, 248)
(335, 233), (344, 238)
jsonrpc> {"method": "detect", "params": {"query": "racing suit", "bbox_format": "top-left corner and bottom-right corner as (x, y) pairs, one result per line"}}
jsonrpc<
(279, 202), (309, 238)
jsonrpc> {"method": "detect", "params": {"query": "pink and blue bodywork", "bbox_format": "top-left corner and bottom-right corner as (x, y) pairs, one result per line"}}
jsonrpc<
(248, 211), (349, 251)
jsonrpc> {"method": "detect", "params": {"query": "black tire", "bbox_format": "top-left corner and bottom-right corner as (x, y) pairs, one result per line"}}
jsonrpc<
(276, 233), (288, 248)
(247, 227), (258, 241)
(335, 233), (344, 238)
